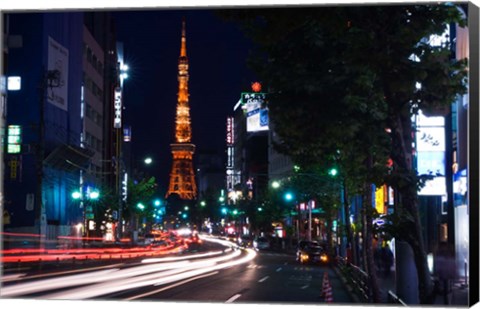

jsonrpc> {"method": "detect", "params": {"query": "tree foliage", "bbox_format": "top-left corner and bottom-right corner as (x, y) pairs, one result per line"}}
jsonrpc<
(220, 4), (467, 304)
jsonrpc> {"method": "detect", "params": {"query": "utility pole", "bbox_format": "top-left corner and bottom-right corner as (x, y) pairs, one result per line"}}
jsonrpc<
(37, 68), (62, 247)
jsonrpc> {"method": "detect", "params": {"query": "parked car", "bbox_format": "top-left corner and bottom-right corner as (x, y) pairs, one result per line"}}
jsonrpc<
(253, 236), (270, 250)
(296, 241), (328, 264)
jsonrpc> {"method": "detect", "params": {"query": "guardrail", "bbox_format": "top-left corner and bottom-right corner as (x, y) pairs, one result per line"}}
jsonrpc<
(336, 256), (371, 302)
(388, 290), (408, 306)
(336, 256), (409, 305)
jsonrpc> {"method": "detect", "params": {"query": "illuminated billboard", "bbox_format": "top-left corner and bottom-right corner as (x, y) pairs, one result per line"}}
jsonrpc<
(415, 110), (446, 196)
(242, 92), (269, 132)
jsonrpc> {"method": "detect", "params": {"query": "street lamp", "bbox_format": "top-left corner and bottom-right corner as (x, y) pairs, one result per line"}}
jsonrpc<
(271, 181), (281, 189)
(144, 157), (153, 165)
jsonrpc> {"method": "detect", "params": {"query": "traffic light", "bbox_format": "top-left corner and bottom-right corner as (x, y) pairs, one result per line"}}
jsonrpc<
(154, 199), (161, 207)
(71, 191), (82, 200)
(328, 167), (338, 177)
(284, 192), (294, 202)
(89, 190), (100, 200)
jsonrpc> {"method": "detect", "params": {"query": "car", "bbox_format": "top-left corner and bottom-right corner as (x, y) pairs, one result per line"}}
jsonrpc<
(297, 241), (329, 264)
(144, 233), (155, 245)
(253, 236), (270, 250)
(237, 235), (253, 247)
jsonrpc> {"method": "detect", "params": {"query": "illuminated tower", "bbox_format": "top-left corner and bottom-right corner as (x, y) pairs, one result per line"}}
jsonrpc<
(166, 19), (197, 200)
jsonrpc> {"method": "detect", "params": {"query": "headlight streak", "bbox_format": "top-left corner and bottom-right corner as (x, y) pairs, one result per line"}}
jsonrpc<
(141, 250), (223, 264)
(43, 260), (219, 300)
(0, 269), (119, 297)
(2, 233), (257, 301)
(2, 263), (126, 283)
(46, 251), (243, 299)
(42, 251), (249, 299)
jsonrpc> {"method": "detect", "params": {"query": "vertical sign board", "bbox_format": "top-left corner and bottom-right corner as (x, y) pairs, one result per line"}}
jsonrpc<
(241, 92), (269, 132)
(226, 117), (235, 190)
(226, 117), (234, 145)
(415, 110), (446, 196)
(47, 37), (69, 111)
(114, 87), (122, 128)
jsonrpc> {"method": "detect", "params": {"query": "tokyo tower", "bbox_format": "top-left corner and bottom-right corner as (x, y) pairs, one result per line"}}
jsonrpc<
(166, 18), (197, 200)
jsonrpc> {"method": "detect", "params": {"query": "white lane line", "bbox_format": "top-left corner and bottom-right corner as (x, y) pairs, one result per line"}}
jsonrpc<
(258, 276), (269, 283)
(276, 267), (282, 272)
(226, 293), (242, 303)
(301, 284), (309, 289)
(125, 271), (219, 301)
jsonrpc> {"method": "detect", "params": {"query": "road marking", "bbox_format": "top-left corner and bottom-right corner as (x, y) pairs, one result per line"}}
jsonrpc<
(276, 267), (282, 272)
(301, 284), (309, 289)
(258, 276), (269, 282)
(226, 293), (242, 303)
(125, 271), (219, 301)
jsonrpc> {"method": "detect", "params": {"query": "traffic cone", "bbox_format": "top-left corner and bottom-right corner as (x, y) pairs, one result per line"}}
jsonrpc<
(324, 282), (333, 303)
(320, 272), (333, 303)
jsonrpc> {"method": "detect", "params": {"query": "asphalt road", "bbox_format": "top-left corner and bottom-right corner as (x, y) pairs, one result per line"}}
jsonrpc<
(123, 249), (355, 305)
(1, 237), (355, 305)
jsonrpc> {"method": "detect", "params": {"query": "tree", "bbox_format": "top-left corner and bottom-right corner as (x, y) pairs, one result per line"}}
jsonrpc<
(125, 177), (157, 233)
(220, 4), (467, 304)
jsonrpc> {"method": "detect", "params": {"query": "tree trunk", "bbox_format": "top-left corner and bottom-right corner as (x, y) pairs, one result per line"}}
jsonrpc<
(343, 182), (355, 263)
(401, 192), (434, 303)
(363, 172), (381, 302)
(390, 112), (433, 304)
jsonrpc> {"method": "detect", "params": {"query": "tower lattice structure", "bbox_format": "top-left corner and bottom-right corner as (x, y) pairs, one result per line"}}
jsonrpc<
(166, 19), (197, 200)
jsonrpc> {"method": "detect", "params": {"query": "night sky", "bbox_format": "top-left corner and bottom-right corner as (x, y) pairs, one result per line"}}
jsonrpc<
(112, 8), (257, 192)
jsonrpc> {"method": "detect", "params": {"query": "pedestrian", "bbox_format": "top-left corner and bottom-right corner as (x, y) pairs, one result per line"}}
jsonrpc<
(434, 242), (456, 304)
(381, 245), (394, 277)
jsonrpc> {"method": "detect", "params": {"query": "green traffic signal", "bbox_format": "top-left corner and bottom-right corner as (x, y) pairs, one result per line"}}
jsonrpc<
(284, 192), (294, 202)
(71, 191), (82, 199)
(89, 190), (100, 200)
(329, 168), (338, 177)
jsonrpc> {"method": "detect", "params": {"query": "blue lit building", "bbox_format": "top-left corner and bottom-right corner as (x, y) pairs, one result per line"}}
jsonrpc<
(4, 12), (87, 237)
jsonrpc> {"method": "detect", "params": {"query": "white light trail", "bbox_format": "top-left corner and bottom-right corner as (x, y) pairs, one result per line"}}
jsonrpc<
(2, 236), (257, 301)
(0, 269), (119, 297)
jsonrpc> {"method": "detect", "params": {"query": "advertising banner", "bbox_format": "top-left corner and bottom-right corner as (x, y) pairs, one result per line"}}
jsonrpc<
(415, 110), (446, 196)
(47, 37), (69, 111)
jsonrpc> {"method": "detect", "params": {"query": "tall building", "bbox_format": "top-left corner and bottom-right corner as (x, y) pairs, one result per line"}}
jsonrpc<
(2, 12), (118, 240)
(3, 12), (87, 237)
(166, 19), (197, 201)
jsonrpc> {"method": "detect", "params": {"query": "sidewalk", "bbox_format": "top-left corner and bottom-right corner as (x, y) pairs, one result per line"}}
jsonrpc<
(377, 268), (470, 306)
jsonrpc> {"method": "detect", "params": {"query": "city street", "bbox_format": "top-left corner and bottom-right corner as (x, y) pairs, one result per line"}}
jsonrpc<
(1, 4), (476, 307)
(1, 235), (353, 304)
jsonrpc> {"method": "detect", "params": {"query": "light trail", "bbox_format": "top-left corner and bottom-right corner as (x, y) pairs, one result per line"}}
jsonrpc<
(141, 250), (224, 263)
(0, 269), (119, 297)
(1, 234), (257, 300)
